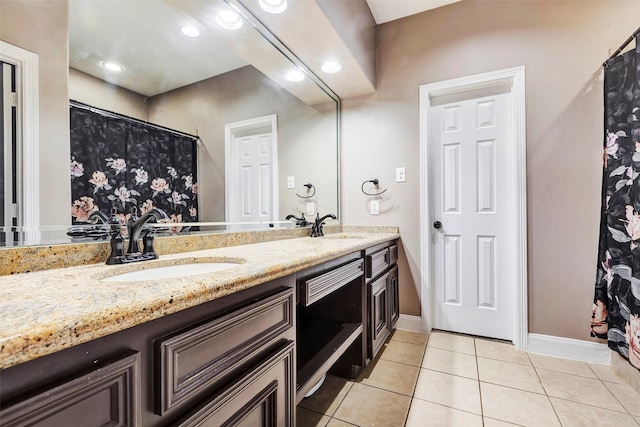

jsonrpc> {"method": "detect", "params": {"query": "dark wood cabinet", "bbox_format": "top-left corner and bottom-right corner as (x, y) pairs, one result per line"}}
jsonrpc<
(388, 265), (399, 328)
(0, 237), (399, 425)
(0, 351), (141, 427)
(369, 272), (391, 358)
(365, 242), (399, 360)
(295, 252), (366, 403)
(0, 276), (295, 427)
(175, 341), (295, 427)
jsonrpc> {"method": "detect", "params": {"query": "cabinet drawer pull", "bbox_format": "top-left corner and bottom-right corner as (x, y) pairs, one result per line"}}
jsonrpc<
(303, 259), (364, 306)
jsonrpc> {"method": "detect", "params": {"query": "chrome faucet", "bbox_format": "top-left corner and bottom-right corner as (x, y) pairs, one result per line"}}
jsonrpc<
(106, 208), (168, 265)
(310, 213), (337, 237)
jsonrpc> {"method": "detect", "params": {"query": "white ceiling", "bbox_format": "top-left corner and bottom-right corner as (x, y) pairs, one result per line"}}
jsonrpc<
(69, 0), (249, 97)
(68, 0), (461, 100)
(365, 0), (461, 24)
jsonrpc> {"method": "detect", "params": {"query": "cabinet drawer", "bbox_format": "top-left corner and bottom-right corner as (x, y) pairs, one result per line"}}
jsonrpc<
(1, 351), (140, 427)
(155, 287), (294, 415)
(366, 248), (389, 279)
(301, 259), (364, 307)
(176, 341), (295, 427)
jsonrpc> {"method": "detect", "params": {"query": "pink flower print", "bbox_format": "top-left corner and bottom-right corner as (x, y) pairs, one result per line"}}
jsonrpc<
(70, 159), (84, 178)
(606, 131), (619, 157)
(132, 167), (148, 185)
(169, 213), (183, 233)
(590, 300), (608, 337)
(189, 206), (197, 217)
(191, 183), (198, 195)
(89, 171), (111, 192)
(140, 199), (154, 214)
(625, 315), (640, 369)
(625, 205), (640, 241)
(183, 174), (194, 190)
(71, 196), (98, 222)
(150, 178), (169, 193)
(167, 167), (178, 179)
(107, 157), (127, 175)
(114, 186), (132, 203)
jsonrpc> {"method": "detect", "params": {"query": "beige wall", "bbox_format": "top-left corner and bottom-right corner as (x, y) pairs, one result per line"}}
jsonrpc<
(68, 68), (148, 120)
(148, 65), (337, 222)
(1, 0), (69, 226)
(341, 0), (640, 340)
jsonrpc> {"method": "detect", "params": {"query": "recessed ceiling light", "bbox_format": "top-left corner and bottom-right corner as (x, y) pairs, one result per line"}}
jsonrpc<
(215, 10), (243, 30)
(259, 0), (287, 14)
(285, 70), (305, 82)
(100, 61), (124, 72)
(181, 25), (200, 38)
(321, 61), (341, 73)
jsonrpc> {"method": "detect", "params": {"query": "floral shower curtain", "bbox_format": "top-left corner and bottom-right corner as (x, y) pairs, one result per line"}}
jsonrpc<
(69, 104), (199, 227)
(592, 40), (640, 370)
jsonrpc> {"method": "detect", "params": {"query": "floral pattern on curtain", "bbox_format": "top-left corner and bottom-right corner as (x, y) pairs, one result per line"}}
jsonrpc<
(69, 105), (198, 227)
(592, 43), (640, 370)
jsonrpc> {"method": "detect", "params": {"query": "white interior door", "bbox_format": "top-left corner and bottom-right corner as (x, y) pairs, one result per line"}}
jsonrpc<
(430, 85), (515, 341)
(233, 132), (273, 222)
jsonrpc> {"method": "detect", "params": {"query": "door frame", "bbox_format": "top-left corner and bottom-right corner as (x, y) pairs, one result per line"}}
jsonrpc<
(0, 41), (39, 234)
(419, 66), (528, 349)
(224, 114), (278, 223)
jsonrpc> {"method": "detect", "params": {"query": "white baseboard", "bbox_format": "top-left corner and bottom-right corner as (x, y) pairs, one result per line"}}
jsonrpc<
(396, 315), (424, 333)
(526, 333), (610, 365)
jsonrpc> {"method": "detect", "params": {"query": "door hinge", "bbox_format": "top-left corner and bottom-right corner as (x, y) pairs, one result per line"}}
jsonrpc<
(11, 203), (18, 218)
(11, 92), (17, 107)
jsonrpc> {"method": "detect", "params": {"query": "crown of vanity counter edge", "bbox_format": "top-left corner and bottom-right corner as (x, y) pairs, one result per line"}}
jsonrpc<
(0, 226), (399, 370)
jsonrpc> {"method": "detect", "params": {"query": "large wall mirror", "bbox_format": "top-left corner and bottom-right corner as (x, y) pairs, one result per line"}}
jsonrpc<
(2, 0), (339, 246)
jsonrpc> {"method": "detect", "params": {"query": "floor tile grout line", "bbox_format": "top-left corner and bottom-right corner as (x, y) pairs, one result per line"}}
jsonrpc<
(474, 338), (486, 422)
(532, 365), (603, 381)
(548, 395), (637, 417)
(402, 332), (430, 426)
(528, 350), (564, 426)
(409, 394), (484, 417)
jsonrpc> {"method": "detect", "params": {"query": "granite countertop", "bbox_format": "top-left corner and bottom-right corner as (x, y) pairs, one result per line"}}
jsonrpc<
(0, 231), (399, 369)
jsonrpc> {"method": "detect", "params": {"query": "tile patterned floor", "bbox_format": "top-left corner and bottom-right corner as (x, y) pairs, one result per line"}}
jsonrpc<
(297, 330), (640, 427)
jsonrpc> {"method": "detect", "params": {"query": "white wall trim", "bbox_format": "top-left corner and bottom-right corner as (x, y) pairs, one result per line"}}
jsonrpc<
(419, 66), (528, 349)
(527, 333), (611, 365)
(224, 114), (278, 223)
(395, 315), (423, 333)
(0, 41), (39, 234)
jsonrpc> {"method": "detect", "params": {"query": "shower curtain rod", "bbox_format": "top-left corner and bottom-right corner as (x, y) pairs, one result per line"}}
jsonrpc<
(69, 100), (200, 141)
(603, 25), (640, 67)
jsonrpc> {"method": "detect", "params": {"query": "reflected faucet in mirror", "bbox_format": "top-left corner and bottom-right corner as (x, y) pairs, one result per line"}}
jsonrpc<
(285, 213), (309, 227)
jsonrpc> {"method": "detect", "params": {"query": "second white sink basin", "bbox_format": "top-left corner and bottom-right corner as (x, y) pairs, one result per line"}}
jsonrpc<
(101, 262), (241, 282)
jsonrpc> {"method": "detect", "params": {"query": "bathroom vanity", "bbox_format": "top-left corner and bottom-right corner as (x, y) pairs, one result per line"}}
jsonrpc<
(0, 231), (398, 426)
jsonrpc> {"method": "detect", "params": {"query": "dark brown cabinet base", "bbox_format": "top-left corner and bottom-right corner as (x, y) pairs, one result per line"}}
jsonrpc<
(0, 276), (295, 427)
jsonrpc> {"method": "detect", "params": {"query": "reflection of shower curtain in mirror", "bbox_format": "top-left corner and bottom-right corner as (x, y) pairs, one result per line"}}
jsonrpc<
(69, 105), (199, 227)
(593, 41), (640, 370)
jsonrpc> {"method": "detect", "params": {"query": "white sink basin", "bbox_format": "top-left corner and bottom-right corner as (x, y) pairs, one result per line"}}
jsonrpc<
(101, 262), (241, 282)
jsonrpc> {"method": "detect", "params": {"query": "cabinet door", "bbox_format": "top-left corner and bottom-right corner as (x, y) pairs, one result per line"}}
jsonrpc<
(176, 341), (295, 427)
(388, 266), (399, 329)
(0, 351), (140, 427)
(369, 273), (390, 359)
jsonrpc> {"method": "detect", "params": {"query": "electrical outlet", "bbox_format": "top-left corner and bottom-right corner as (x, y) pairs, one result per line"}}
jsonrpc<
(396, 167), (406, 183)
(287, 176), (295, 189)
(370, 200), (380, 215)
(306, 202), (315, 216)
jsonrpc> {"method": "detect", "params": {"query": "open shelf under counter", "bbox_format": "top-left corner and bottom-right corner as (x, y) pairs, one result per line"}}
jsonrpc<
(296, 315), (363, 403)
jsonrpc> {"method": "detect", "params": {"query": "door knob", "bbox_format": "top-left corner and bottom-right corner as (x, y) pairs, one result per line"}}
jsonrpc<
(433, 221), (442, 229)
